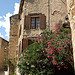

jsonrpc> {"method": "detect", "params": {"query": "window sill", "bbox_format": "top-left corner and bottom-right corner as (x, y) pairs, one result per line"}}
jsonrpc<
(30, 29), (40, 30)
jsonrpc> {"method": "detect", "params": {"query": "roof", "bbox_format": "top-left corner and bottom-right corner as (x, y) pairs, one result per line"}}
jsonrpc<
(10, 14), (19, 18)
(0, 37), (9, 43)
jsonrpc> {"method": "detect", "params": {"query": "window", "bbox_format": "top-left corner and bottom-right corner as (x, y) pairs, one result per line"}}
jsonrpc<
(22, 38), (33, 51)
(24, 13), (46, 29)
(31, 17), (40, 29)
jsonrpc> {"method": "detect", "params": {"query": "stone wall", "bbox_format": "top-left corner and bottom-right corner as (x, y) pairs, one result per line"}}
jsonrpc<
(67, 0), (75, 70)
(50, 0), (67, 30)
(0, 37), (9, 70)
(18, 0), (67, 50)
(9, 14), (19, 59)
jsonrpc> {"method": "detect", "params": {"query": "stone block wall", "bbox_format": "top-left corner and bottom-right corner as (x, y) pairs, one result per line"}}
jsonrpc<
(0, 37), (9, 70)
(67, 0), (75, 70)
(50, 0), (67, 30)
(9, 14), (19, 59)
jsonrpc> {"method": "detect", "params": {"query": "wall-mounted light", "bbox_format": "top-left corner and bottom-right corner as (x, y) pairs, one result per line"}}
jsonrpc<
(4, 45), (9, 50)
(63, 15), (70, 28)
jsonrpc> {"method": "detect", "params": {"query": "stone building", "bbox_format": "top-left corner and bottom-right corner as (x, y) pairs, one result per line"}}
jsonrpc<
(67, 0), (75, 70)
(0, 37), (9, 70)
(9, 0), (68, 60)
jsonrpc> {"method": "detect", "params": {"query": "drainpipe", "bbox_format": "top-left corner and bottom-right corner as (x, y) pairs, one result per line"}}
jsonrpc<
(48, 0), (50, 30)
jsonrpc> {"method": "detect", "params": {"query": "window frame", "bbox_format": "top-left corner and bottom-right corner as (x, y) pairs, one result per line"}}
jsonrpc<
(30, 16), (40, 29)
(24, 13), (46, 30)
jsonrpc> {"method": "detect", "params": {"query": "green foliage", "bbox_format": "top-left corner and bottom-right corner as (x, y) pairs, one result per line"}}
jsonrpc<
(4, 57), (17, 75)
(18, 21), (73, 75)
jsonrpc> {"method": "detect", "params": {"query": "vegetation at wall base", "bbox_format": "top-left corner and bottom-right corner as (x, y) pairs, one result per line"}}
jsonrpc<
(4, 57), (17, 75)
(18, 21), (74, 75)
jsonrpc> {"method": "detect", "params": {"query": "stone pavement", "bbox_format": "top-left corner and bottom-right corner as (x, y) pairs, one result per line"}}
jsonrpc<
(0, 71), (5, 75)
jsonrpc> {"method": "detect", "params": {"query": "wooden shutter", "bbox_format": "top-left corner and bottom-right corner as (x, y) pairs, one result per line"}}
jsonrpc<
(19, 42), (21, 56)
(40, 14), (46, 29)
(22, 38), (28, 51)
(25, 15), (30, 29)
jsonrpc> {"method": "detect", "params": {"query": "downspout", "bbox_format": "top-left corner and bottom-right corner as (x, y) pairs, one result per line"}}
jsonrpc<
(48, 0), (50, 30)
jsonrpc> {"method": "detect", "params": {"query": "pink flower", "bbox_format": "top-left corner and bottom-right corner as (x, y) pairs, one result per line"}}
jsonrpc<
(58, 67), (61, 70)
(49, 56), (53, 58)
(70, 41), (72, 43)
(48, 56), (50, 58)
(51, 61), (57, 65)
(54, 37), (56, 39)
(17, 62), (18, 65)
(40, 36), (43, 38)
(63, 41), (65, 43)
(64, 66), (68, 69)
(55, 30), (58, 32)
(70, 46), (72, 49)
(59, 47), (64, 50)
(35, 40), (38, 42)
(57, 66), (60, 68)
(23, 58), (25, 61)
(68, 55), (69, 57)
(53, 54), (54, 55)
(69, 34), (71, 38)
(52, 39), (54, 41)
(55, 34), (58, 37)
(66, 42), (68, 44)
(24, 53), (26, 55)
(37, 37), (39, 40)
(46, 35), (47, 36)
(57, 66), (61, 70)
(57, 50), (60, 54)
(47, 42), (51, 45)
(40, 39), (43, 41)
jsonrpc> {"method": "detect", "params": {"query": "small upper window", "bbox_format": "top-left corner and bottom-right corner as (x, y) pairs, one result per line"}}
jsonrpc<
(24, 13), (46, 29)
(31, 17), (40, 29)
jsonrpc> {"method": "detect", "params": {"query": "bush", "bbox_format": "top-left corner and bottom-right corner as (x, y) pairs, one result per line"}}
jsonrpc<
(18, 21), (74, 75)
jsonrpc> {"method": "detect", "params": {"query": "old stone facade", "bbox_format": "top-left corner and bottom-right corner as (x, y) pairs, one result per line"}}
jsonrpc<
(9, 0), (68, 69)
(67, 0), (75, 70)
(0, 37), (9, 70)
(8, 0), (75, 74)
(17, 0), (67, 57)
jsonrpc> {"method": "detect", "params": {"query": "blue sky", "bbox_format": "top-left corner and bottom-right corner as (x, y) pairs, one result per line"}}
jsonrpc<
(0, 0), (21, 41)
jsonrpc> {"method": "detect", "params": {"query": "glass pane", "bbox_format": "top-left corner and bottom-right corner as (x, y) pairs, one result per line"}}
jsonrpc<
(36, 17), (40, 29)
(31, 17), (40, 29)
(31, 23), (35, 29)
(31, 18), (35, 23)
(36, 24), (40, 29)
(36, 17), (39, 21)
(31, 17), (35, 29)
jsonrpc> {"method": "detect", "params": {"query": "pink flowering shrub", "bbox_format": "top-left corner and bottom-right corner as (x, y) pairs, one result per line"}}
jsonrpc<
(18, 21), (74, 75)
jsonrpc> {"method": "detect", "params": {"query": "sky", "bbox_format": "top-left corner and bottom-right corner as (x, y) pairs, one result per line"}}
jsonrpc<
(0, 0), (21, 41)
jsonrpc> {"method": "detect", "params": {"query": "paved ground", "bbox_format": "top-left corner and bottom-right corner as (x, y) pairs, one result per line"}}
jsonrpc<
(0, 71), (5, 75)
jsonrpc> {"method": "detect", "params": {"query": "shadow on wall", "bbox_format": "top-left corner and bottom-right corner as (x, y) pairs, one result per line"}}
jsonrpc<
(25, 0), (35, 3)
